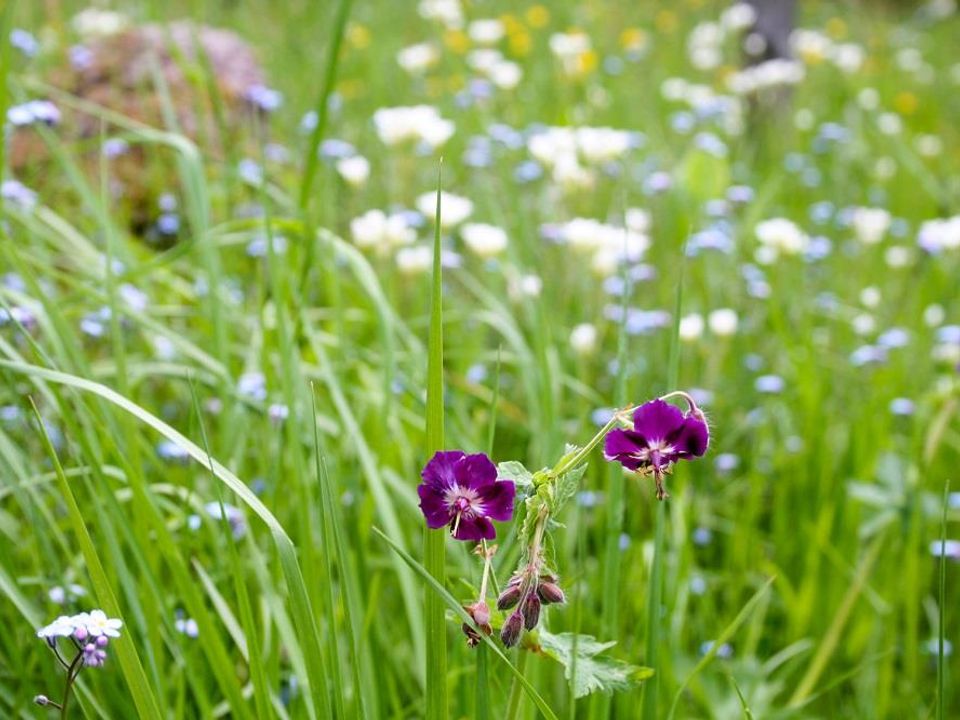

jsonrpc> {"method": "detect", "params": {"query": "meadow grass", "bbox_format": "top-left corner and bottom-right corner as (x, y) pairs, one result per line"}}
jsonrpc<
(1, 0), (959, 718)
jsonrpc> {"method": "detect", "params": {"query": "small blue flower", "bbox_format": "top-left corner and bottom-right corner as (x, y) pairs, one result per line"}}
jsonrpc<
(755, 375), (785, 394)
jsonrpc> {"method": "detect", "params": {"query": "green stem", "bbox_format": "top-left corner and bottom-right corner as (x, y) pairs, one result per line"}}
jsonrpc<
(424, 163), (448, 719)
(641, 502), (666, 720)
(551, 407), (635, 477)
(505, 647), (530, 720)
(61, 650), (84, 720)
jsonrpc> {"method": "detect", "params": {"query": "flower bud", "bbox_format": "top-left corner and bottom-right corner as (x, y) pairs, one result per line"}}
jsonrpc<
(74, 626), (88, 641)
(96, 635), (109, 648)
(469, 601), (491, 629)
(34, 695), (50, 706)
(500, 611), (523, 648)
(497, 583), (522, 611)
(537, 581), (566, 605)
(521, 593), (541, 630)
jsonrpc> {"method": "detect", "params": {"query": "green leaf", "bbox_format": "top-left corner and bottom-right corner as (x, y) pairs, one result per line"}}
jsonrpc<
(551, 464), (586, 515)
(538, 630), (654, 699)
(498, 460), (534, 494)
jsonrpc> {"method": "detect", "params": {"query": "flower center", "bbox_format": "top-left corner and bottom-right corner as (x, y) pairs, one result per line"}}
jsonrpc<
(632, 439), (676, 469)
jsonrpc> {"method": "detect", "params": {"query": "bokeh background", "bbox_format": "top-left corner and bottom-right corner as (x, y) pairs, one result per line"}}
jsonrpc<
(1, 0), (959, 718)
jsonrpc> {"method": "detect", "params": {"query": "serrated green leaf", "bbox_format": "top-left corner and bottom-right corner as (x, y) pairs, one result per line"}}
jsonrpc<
(538, 630), (654, 698)
(551, 464), (586, 515)
(498, 460), (534, 494)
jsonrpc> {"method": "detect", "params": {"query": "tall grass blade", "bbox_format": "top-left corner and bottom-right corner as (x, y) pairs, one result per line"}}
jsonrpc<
(424, 161), (449, 720)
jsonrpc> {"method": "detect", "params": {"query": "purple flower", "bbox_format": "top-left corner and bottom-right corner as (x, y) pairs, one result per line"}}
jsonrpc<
(603, 398), (709, 499)
(417, 451), (516, 541)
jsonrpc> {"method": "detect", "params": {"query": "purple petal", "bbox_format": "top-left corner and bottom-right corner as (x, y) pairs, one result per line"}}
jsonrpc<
(453, 453), (498, 491)
(632, 399), (685, 442)
(671, 415), (710, 458)
(453, 515), (495, 541)
(417, 484), (452, 529)
(421, 450), (466, 491)
(604, 428), (646, 459)
(478, 481), (515, 522)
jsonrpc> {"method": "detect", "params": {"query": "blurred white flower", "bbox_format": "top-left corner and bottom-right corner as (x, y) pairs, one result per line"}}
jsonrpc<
(918, 216), (960, 252)
(721, 3), (757, 31)
(755, 218), (809, 259)
(851, 207), (891, 245)
(708, 308), (739, 336)
(416, 192), (473, 228)
(575, 127), (633, 164)
(727, 59), (804, 95)
(549, 31), (591, 74)
(679, 313), (705, 341)
(418, 0), (463, 28)
(461, 223), (508, 258)
(830, 43), (864, 74)
(373, 105), (454, 148)
(336, 156), (370, 187)
(489, 61), (522, 89)
(397, 43), (439, 74)
(350, 210), (416, 254)
(924, 304), (945, 327)
(884, 245), (912, 268)
(860, 286), (882, 308)
(72, 8), (129, 38)
(508, 273), (543, 301)
(877, 112), (903, 136)
(396, 246), (433, 274)
(570, 323), (598, 356)
(625, 208), (651, 234)
(468, 19), (505, 44)
(687, 22), (724, 71)
(852, 313), (876, 336)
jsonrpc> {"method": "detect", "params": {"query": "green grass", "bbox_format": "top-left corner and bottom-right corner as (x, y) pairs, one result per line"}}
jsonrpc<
(1, 0), (959, 718)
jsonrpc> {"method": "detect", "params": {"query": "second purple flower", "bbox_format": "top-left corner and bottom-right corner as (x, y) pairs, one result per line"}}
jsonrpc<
(418, 451), (516, 541)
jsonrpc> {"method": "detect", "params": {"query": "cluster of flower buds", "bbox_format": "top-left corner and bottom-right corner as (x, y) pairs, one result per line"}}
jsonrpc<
(497, 572), (565, 647)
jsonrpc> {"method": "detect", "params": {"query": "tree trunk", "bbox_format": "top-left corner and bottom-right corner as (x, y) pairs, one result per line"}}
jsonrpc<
(744, 0), (796, 63)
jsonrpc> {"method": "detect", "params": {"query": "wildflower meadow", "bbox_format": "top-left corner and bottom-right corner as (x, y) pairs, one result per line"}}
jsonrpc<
(1, 0), (959, 717)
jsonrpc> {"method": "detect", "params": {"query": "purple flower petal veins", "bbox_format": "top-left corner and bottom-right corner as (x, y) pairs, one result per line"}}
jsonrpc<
(418, 451), (516, 541)
(603, 397), (710, 499)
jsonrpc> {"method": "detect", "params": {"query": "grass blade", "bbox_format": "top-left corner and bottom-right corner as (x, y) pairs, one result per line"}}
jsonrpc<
(28, 399), (164, 720)
(667, 577), (775, 719)
(424, 161), (448, 720)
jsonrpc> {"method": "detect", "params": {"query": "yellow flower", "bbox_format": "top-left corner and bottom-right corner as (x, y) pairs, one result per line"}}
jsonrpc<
(576, 49), (599, 76)
(894, 92), (917, 116)
(655, 10), (677, 33)
(526, 5), (550, 29)
(347, 23), (370, 50)
(509, 30), (532, 56)
(619, 28), (647, 52)
(443, 29), (470, 54)
(500, 14), (522, 35)
(826, 17), (847, 40)
(336, 79), (364, 99)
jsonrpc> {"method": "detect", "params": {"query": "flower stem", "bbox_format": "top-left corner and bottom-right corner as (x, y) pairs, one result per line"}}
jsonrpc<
(551, 406), (636, 477)
(61, 650), (83, 720)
